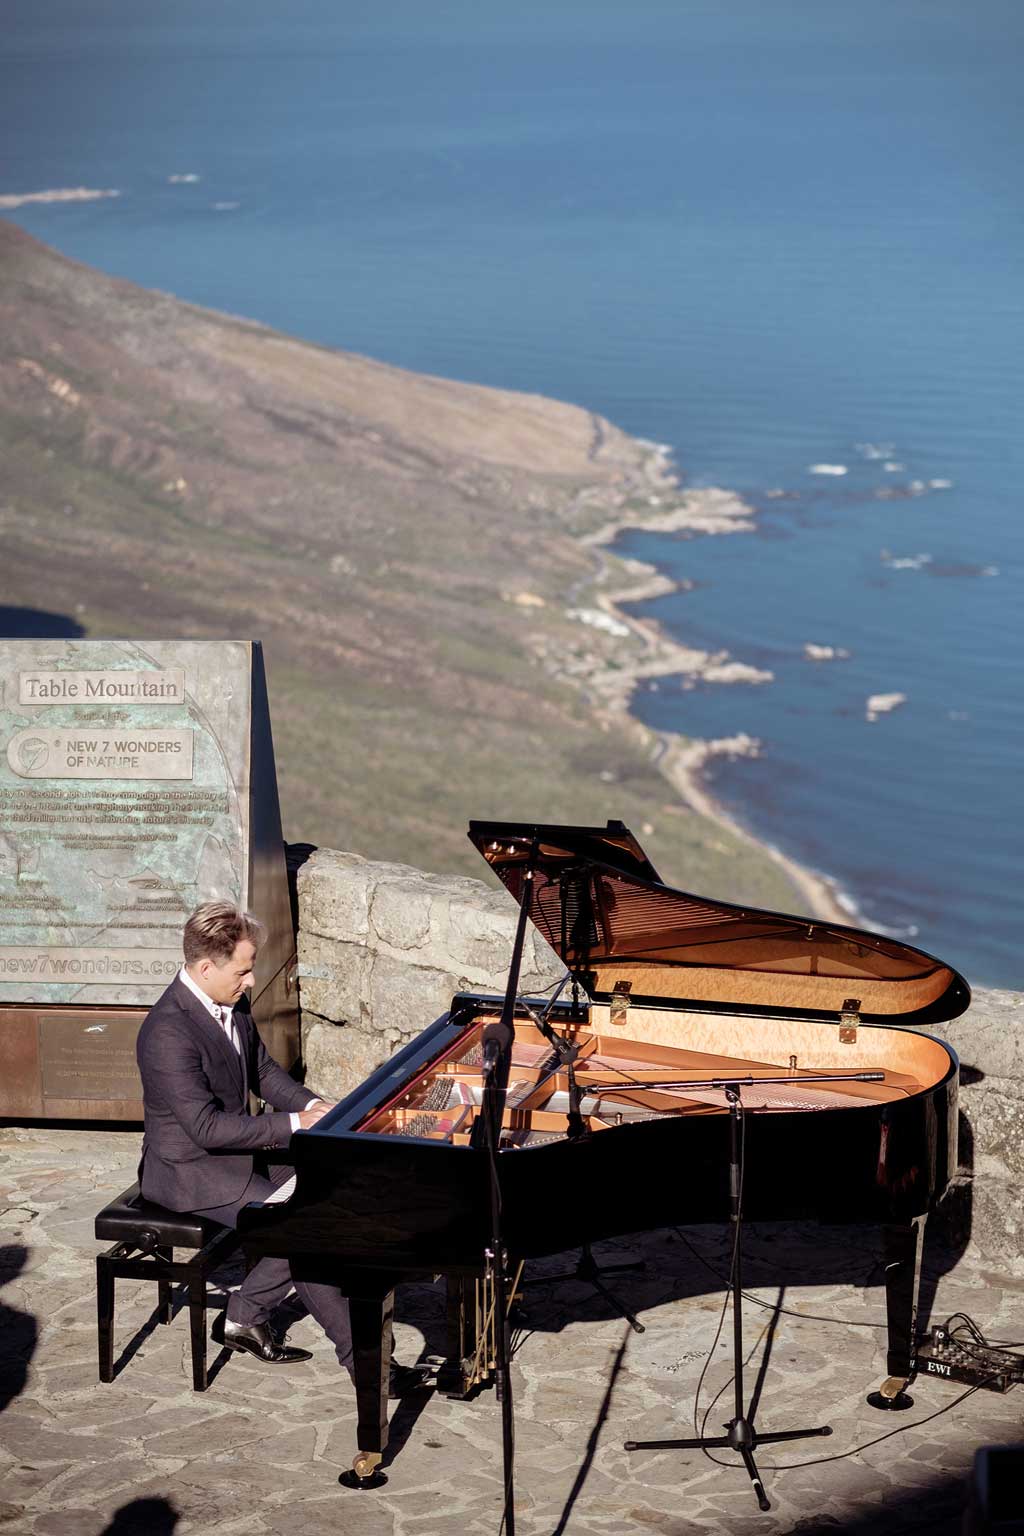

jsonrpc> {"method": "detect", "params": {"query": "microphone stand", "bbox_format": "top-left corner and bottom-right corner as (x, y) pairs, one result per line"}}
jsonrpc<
(518, 871), (647, 1333)
(471, 845), (540, 1536)
(621, 1073), (887, 1510)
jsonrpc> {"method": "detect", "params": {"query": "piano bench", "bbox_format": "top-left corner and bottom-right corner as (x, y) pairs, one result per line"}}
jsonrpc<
(95, 1182), (241, 1392)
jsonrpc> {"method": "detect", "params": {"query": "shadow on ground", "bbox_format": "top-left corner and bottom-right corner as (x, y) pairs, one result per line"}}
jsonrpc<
(100, 1498), (178, 1535)
(389, 1215), (970, 1374)
(0, 607), (85, 638)
(0, 1245), (37, 1415)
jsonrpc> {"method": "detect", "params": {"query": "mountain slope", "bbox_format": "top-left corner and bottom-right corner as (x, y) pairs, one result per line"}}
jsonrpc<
(0, 219), (802, 909)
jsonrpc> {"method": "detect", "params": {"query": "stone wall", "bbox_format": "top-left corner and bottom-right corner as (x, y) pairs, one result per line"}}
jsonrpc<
(296, 848), (1022, 1263)
(936, 987), (1024, 1263)
(296, 849), (563, 1098)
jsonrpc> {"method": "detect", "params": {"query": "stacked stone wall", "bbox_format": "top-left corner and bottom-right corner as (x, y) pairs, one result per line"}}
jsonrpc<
(297, 849), (562, 1098)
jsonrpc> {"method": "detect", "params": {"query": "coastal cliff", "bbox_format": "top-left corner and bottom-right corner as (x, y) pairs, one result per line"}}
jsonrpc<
(0, 218), (829, 913)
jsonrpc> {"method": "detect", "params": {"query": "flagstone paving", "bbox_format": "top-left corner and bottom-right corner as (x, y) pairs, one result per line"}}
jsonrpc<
(2, 1123), (1021, 1535)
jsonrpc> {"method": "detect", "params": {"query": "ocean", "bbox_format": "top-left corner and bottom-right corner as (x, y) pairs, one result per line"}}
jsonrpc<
(2, 0), (1021, 985)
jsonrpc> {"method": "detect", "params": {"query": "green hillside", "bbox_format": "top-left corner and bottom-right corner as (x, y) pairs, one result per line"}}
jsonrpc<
(0, 219), (803, 910)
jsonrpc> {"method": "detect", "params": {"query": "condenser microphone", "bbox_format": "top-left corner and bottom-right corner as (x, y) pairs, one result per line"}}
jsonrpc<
(481, 1016), (513, 1077)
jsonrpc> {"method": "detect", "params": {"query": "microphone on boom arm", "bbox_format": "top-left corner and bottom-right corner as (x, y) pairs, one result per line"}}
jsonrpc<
(481, 1015), (514, 1078)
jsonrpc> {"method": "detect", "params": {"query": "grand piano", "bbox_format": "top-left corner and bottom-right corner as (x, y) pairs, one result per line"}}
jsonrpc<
(239, 819), (970, 1484)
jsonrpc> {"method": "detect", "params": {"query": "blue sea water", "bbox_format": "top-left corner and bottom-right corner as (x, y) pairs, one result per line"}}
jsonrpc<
(2, 0), (1021, 985)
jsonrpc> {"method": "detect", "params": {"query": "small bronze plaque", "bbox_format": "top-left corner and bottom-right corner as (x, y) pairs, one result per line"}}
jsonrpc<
(609, 979), (632, 1027)
(40, 1012), (143, 1102)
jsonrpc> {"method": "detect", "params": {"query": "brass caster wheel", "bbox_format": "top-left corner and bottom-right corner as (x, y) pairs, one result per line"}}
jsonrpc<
(867, 1375), (914, 1411)
(339, 1451), (388, 1489)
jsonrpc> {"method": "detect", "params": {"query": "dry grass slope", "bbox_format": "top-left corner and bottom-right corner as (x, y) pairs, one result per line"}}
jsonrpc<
(0, 219), (800, 908)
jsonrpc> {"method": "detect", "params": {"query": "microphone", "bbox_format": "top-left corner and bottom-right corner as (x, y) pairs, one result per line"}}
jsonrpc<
(481, 1016), (513, 1077)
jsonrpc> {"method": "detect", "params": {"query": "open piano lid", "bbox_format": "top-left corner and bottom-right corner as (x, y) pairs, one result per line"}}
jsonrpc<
(468, 819), (970, 1027)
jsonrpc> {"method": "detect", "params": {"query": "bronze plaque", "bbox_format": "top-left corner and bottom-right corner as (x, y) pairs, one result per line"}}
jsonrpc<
(0, 639), (254, 1007)
(39, 1012), (143, 1102)
(0, 640), (299, 1116)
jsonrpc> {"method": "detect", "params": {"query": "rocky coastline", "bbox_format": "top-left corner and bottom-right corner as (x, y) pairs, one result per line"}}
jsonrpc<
(561, 442), (853, 924)
(0, 217), (858, 915)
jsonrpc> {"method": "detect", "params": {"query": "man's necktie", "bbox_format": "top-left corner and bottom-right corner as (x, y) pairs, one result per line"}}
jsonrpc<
(213, 1005), (237, 1053)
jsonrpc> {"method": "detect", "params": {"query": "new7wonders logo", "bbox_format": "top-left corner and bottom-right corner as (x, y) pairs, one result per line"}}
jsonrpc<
(16, 737), (49, 774)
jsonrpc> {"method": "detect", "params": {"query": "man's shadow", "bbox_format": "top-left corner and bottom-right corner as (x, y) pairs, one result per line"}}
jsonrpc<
(0, 606), (85, 639)
(100, 1499), (178, 1535)
(0, 1245), (37, 1415)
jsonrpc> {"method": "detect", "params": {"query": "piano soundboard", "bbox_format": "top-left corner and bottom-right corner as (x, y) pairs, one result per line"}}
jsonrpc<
(357, 1013), (926, 1147)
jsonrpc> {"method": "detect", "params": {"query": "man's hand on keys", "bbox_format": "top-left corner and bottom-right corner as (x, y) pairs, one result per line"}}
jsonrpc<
(296, 1100), (335, 1130)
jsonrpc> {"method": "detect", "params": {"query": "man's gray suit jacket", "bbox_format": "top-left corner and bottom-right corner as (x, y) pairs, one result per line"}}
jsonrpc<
(136, 974), (310, 1214)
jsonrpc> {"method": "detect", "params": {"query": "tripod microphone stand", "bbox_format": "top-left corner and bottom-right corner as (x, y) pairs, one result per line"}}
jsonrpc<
(518, 1009), (646, 1333)
(622, 1077), (875, 1511)
(515, 872), (647, 1334)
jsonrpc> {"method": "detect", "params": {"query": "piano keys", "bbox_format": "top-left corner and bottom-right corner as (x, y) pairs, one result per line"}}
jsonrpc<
(239, 819), (969, 1485)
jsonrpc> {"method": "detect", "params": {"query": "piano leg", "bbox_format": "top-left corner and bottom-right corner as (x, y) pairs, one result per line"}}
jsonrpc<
(867, 1215), (925, 1411)
(339, 1285), (395, 1490)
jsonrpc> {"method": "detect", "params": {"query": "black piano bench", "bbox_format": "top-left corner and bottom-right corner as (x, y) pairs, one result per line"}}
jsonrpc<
(95, 1183), (241, 1392)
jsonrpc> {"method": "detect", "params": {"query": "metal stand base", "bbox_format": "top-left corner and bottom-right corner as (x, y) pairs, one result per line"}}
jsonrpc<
(533, 1242), (646, 1334)
(626, 1419), (832, 1513)
(626, 1084), (835, 1512)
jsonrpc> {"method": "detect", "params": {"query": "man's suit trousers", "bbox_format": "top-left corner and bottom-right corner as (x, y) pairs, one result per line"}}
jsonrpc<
(195, 1162), (354, 1374)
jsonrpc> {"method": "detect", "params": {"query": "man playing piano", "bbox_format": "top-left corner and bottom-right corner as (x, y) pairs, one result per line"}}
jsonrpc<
(136, 900), (425, 1393)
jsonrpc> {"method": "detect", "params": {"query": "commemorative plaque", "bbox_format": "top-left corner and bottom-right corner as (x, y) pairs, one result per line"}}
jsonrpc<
(0, 640), (298, 1119)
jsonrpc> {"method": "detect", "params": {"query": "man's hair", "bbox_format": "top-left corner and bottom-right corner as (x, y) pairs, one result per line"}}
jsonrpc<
(183, 901), (265, 965)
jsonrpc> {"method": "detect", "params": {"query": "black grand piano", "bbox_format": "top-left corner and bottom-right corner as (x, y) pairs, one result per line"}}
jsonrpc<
(240, 819), (970, 1484)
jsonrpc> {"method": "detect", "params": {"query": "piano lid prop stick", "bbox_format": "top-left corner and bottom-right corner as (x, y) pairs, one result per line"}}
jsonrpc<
(479, 840), (539, 1089)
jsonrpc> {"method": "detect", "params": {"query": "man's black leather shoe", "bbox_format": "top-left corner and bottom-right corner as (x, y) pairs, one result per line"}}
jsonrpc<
(387, 1362), (433, 1398)
(217, 1318), (313, 1365)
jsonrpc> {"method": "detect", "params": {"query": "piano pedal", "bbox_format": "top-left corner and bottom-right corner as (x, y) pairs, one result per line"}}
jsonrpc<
(339, 1451), (388, 1490)
(432, 1354), (478, 1399)
(866, 1375), (914, 1411)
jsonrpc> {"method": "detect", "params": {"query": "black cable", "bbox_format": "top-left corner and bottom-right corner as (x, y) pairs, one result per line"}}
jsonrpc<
(758, 1378), (1009, 1470)
(942, 1312), (1024, 1357)
(690, 1270), (733, 1451)
(946, 1312), (986, 1342)
(674, 1242), (1023, 1478)
(674, 1254), (1024, 1355)
(685, 1263), (1018, 1474)
(671, 1226), (887, 1330)
(517, 972), (572, 1005)
(509, 1326), (535, 1359)
(692, 1097), (751, 1468)
(658, 1352), (1011, 1477)
(678, 1105), (1020, 1479)
(696, 1320), (779, 1470)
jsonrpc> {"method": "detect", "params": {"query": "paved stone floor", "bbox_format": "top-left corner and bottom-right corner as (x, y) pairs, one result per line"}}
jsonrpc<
(1, 1124), (1022, 1536)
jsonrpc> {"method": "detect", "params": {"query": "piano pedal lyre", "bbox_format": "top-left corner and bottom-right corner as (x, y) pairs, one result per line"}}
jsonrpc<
(437, 1261), (527, 1399)
(339, 1450), (388, 1490)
